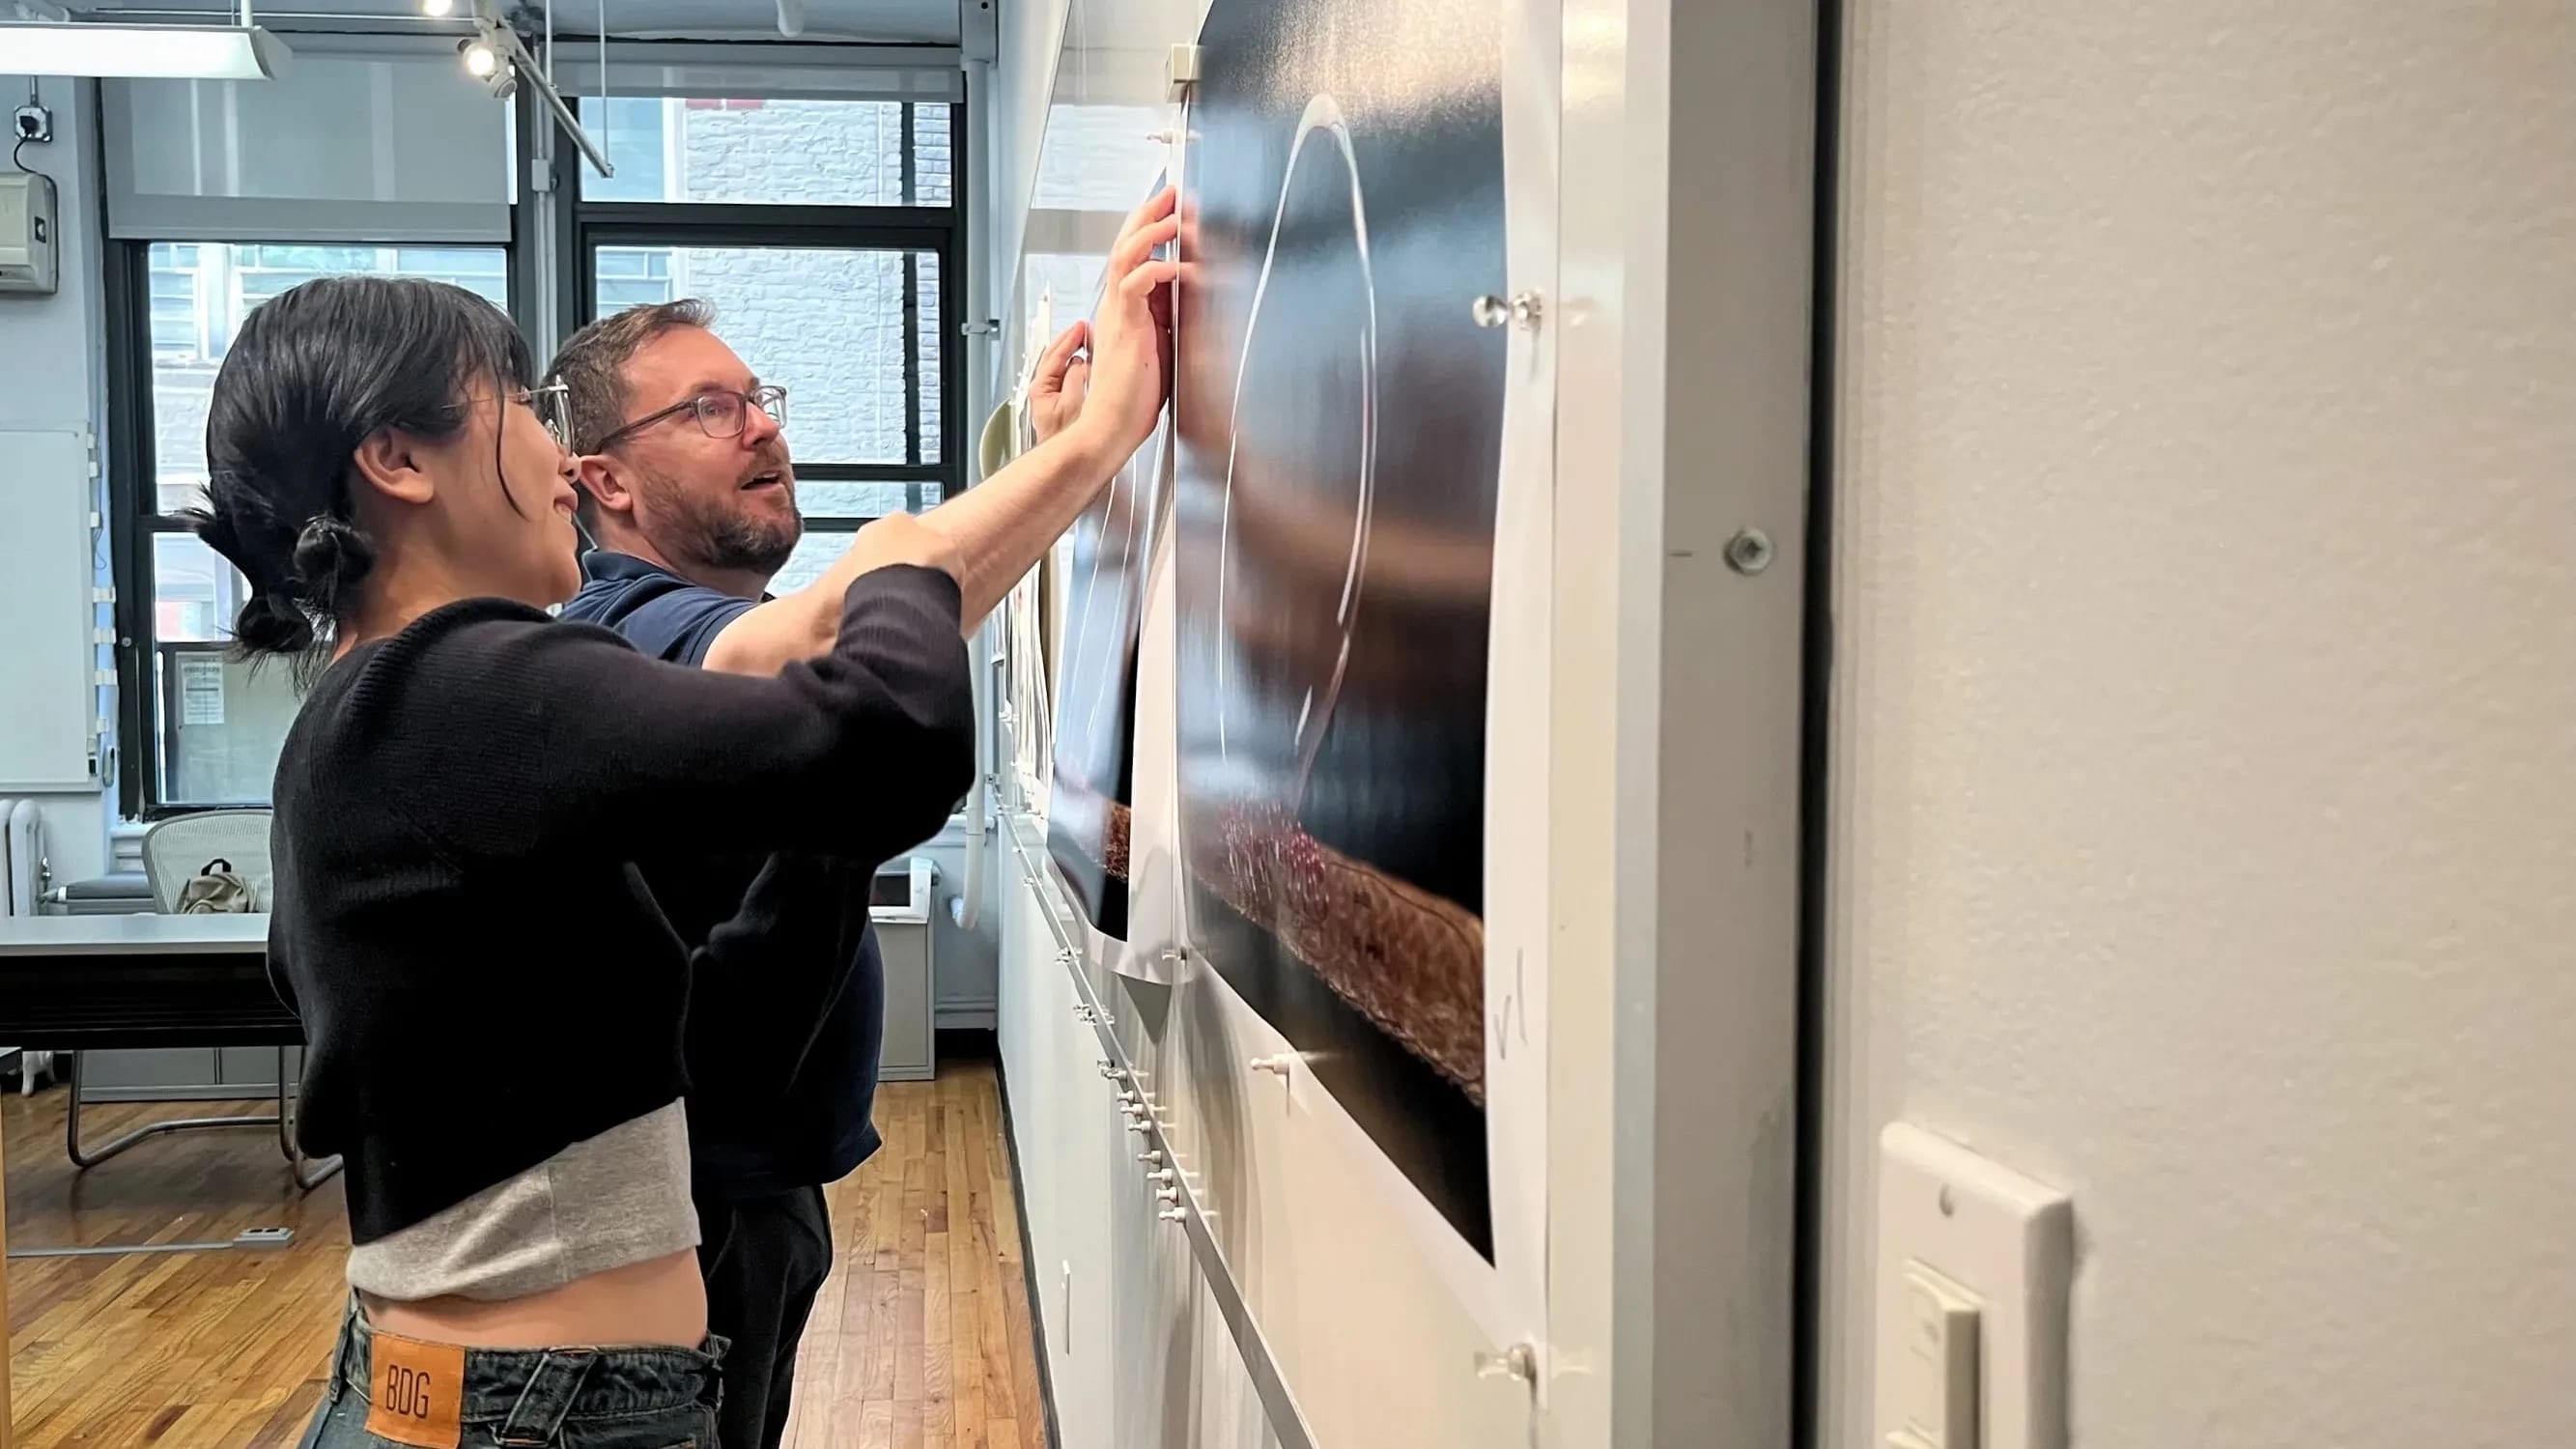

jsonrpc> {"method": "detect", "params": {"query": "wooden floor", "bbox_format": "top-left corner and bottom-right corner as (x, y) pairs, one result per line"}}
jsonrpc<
(2, 1059), (1046, 1449)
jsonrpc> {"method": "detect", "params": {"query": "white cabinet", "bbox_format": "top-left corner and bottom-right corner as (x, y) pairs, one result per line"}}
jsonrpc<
(1000, 856), (1118, 1449)
(1051, 992), (1120, 1449)
(872, 858), (939, 1081)
(999, 864), (1062, 1261)
(1000, 824), (1297, 1449)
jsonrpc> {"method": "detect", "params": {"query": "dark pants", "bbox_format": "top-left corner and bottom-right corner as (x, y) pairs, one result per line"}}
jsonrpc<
(299, 1301), (724, 1448)
(696, 1183), (834, 1449)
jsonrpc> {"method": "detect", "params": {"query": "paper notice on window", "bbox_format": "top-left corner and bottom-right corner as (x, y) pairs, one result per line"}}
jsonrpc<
(180, 657), (226, 726)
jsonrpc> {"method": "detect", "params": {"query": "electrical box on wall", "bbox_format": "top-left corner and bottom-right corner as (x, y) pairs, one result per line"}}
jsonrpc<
(0, 172), (61, 295)
(958, 0), (998, 62)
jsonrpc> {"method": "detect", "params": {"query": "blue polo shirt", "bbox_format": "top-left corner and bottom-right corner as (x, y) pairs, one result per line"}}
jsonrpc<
(560, 550), (885, 1200)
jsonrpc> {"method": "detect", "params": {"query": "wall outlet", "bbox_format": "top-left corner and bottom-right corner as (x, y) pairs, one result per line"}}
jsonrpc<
(13, 106), (50, 145)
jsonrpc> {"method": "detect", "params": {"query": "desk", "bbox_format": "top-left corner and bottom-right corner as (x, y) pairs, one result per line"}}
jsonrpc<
(0, 913), (333, 1191)
(0, 915), (323, 1177)
(0, 914), (272, 1045)
(0, 912), (269, 952)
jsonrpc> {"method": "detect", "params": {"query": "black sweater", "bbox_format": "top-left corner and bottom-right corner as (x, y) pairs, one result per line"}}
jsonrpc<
(267, 565), (972, 1246)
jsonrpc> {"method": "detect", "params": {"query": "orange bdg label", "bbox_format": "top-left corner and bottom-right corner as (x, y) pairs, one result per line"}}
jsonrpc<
(364, 1332), (467, 1449)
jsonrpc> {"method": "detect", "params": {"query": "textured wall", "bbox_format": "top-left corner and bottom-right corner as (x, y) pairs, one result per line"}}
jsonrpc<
(1821, 6), (2576, 1446)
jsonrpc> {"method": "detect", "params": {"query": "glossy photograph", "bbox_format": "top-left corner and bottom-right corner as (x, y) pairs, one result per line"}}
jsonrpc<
(1173, 0), (1507, 1258)
(1047, 384), (1170, 941)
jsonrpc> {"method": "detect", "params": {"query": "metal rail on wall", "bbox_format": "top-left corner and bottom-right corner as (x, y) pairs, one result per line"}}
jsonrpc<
(1001, 813), (1321, 1449)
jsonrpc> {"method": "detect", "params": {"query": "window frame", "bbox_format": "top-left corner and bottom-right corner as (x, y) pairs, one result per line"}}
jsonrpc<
(107, 96), (972, 819)
(567, 99), (968, 537)
(106, 239), (520, 819)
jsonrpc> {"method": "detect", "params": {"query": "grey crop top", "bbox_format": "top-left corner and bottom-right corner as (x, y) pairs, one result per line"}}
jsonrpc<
(346, 1101), (696, 1302)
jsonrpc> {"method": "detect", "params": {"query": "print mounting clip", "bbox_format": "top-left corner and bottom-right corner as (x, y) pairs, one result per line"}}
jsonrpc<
(1167, 43), (1203, 100)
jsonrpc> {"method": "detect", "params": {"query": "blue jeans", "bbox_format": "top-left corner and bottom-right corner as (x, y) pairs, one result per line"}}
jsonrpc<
(299, 1302), (727, 1449)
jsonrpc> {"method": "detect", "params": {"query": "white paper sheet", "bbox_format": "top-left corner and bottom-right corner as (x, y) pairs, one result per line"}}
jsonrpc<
(180, 657), (226, 726)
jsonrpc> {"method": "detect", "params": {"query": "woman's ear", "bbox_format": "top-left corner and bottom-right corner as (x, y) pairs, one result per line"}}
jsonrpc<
(352, 429), (438, 507)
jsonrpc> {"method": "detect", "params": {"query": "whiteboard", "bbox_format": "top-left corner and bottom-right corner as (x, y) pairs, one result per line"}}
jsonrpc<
(0, 430), (99, 791)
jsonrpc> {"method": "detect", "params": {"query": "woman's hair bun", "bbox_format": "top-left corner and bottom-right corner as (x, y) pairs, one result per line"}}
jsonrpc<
(189, 481), (374, 664)
(289, 514), (377, 603)
(231, 588), (318, 656)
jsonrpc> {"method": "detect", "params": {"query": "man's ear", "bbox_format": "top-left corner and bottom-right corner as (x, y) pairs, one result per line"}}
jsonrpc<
(574, 453), (639, 518)
(352, 429), (437, 508)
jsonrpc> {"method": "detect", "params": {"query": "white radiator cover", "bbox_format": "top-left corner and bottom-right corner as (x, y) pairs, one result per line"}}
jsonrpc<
(3, 797), (44, 916)
(1, 798), (60, 1091)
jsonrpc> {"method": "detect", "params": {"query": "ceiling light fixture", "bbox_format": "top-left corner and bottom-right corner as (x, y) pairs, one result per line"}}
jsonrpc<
(459, 6), (611, 179)
(421, 0), (457, 16)
(3, 3), (292, 81)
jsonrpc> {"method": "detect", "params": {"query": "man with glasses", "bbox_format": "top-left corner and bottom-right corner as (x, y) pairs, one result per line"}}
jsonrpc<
(543, 191), (1175, 1449)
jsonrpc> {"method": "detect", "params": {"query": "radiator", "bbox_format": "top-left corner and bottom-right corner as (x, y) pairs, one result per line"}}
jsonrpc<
(1, 797), (38, 915)
(2, 798), (60, 1090)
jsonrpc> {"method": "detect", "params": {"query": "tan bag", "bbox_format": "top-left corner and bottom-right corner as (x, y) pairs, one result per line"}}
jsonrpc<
(176, 857), (255, 914)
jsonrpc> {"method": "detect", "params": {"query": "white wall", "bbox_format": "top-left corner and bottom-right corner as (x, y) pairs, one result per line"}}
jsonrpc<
(1822, 6), (2576, 1446)
(0, 76), (114, 885)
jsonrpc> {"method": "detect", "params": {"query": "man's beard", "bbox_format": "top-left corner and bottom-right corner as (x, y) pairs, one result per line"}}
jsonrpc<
(640, 459), (801, 580)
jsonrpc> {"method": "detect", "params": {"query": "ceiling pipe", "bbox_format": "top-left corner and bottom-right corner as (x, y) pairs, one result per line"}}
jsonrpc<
(91, 9), (473, 30)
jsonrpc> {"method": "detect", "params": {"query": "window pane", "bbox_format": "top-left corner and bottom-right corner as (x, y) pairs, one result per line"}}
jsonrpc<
(918, 251), (942, 464)
(156, 643), (300, 808)
(593, 246), (938, 468)
(153, 532), (246, 643)
(796, 479), (943, 518)
(581, 96), (671, 201)
(150, 535), (294, 807)
(149, 249), (204, 362)
(915, 102), (951, 204)
(146, 242), (510, 514)
(578, 99), (949, 207)
(243, 243), (376, 270)
(772, 528), (855, 596)
(595, 245), (676, 312)
(396, 246), (510, 282)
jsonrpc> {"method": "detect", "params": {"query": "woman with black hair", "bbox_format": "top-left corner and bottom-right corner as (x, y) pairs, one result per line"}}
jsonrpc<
(191, 274), (975, 1449)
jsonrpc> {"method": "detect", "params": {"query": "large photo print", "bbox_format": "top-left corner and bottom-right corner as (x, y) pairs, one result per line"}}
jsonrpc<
(1174, 0), (1506, 1258)
(1047, 374), (1169, 942)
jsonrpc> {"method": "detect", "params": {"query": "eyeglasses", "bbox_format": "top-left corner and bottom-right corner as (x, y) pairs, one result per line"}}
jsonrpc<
(456, 385), (575, 448)
(516, 384), (573, 449)
(592, 384), (789, 452)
